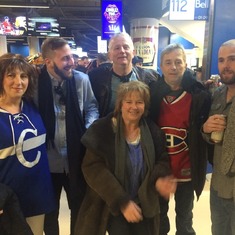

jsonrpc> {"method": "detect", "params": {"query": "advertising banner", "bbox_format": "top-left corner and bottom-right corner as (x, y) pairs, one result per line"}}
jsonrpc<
(130, 18), (159, 69)
(101, 0), (122, 40)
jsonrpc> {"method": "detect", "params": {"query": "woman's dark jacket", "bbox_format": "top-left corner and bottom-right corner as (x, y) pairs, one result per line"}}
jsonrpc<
(149, 70), (211, 198)
(88, 66), (159, 117)
(0, 184), (33, 235)
(74, 114), (171, 235)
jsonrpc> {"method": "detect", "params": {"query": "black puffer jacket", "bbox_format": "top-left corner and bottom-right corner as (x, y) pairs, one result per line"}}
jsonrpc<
(0, 184), (33, 235)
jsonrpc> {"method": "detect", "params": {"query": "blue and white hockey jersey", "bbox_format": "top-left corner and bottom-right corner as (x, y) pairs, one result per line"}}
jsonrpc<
(0, 100), (55, 217)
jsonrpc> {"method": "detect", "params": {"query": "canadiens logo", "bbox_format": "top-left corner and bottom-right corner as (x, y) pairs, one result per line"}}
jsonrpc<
(162, 127), (188, 155)
(104, 4), (121, 23)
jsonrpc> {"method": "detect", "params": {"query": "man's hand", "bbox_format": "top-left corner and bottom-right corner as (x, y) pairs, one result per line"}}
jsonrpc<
(155, 175), (177, 200)
(203, 114), (226, 134)
(121, 200), (143, 223)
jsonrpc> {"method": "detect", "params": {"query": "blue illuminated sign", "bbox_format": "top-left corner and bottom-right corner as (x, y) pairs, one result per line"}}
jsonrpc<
(194, 0), (209, 20)
(101, 0), (122, 40)
(169, 0), (209, 20)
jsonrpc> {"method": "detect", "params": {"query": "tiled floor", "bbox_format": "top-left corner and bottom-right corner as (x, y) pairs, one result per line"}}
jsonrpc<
(168, 174), (211, 235)
(59, 174), (212, 235)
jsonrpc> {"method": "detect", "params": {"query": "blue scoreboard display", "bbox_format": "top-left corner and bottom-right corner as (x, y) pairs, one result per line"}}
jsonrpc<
(169, 0), (209, 20)
(101, 0), (122, 40)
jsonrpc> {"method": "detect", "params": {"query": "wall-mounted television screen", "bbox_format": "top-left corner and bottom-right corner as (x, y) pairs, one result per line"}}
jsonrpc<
(0, 16), (27, 36)
(27, 17), (60, 37)
(35, 22), (52, 32)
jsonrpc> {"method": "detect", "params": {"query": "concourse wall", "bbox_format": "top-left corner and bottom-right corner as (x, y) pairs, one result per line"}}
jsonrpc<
(204, 0), (235, 76)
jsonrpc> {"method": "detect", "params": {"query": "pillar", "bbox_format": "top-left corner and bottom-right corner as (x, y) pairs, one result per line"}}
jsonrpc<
(203, 0), (235, 77)
(0, 36), (7, 55)
(130, 18), (159, 70)
(28, 36), (40, 55)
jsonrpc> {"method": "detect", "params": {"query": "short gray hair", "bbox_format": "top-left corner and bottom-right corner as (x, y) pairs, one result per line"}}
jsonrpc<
(108, 32), (134, 51)
(160, 43), (186, 65)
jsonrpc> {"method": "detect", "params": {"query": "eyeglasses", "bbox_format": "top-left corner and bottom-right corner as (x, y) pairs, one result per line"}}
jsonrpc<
(54, 85), (66, 105)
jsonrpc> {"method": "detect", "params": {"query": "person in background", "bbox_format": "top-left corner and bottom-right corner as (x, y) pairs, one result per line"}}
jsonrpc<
(149, 43), (211, 235)
(74, 81), (176, 235)
(202, 39), (235, 235)
(96, 53), (112, 69)
(86, 53), (112, 87)
(86, 58), (97, 74)
(194, 66), (203, 82)
(132, 55), (143, 67)
(72, 53), (79, 70)
(27, 53), (44, 68)
(37, 37), (99, 235)
(89, 32), (160, 118)
(193, 66), (221, 94)
(132, 55), (160, 79)
(75, 56), (89, 73)
(0, 53), (55, 235)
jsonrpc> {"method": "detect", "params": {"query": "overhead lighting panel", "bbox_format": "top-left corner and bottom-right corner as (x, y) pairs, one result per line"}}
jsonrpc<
(0, 4), (49, 9)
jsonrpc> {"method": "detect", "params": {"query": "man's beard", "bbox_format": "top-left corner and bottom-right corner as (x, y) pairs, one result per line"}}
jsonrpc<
(220, 71), (235, 85)
(53, 62), (72, 80)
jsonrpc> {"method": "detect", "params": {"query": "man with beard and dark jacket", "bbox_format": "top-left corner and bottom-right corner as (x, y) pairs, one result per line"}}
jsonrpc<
(36, 37), (99, 235)
(149, 43), (211, 235)
(88, 32), (160, 118)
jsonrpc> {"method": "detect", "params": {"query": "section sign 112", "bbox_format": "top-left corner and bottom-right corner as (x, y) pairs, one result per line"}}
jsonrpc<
(169, 0), (209, 21)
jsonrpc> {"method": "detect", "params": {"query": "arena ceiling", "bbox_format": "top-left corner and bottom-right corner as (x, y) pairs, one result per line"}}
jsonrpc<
(0, 0), (163, 56)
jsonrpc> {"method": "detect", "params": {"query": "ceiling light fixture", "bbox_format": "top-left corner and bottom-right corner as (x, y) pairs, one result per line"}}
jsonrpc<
(0, 4), (49, 9)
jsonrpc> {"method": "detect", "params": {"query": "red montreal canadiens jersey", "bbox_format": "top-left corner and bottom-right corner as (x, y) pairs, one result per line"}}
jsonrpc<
(158, 91), (192, 180)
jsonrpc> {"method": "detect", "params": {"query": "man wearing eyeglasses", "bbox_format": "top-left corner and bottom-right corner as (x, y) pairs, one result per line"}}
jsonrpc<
(36, 37), (99, 235)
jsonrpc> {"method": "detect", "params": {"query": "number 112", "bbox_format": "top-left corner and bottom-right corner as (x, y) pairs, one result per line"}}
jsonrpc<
(171, 0), (187, 12)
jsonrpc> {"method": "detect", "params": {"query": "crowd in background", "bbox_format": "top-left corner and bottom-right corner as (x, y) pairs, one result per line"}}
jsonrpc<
(0, 33), (235, 235)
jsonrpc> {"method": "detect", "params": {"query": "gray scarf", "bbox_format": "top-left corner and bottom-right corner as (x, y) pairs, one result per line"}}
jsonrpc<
(114, 114), (155, 190)
(114, 114), (161, 217)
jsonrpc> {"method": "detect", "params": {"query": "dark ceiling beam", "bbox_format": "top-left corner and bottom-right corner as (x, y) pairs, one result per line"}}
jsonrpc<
(59, 17), (100, 21)
(51, 5), (99, 10)
(0, 2), (100, 10)
(79, 20), (101, 33)
(51, 0), (67, 17)
(0, 1), (50, 8)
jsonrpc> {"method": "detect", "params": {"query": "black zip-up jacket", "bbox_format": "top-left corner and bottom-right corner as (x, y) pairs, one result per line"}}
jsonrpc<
(149, 70), (211, 198)
(88, 66), (159, 117)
